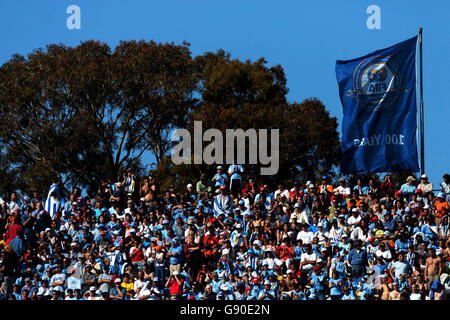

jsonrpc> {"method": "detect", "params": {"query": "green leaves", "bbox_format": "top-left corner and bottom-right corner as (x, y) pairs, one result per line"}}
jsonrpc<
(0, 42), (341, 196)
(0, 40), (197, 193)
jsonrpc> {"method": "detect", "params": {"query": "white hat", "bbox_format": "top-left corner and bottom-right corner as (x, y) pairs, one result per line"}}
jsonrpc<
(173, 271), (179, 276)
(253, 240), (261, 247)
(187, 183), (193, 188)
(220, 284), (228, 291)
(264, 280), (270, 285)
(236, 223), (242, 229)
(114, 278), (122, 283)
(287, 269), (293, 273)
(222, 248), (229, 256)
(420, 174), (428, 179)
(89, 286), (96, 291)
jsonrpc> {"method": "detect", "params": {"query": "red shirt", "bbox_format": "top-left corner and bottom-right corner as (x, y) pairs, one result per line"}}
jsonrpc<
(169, 278), (184, 295)
(203, 235), (219, 247)
(6, 224), (23, 243)
(131, 247), (144, 262)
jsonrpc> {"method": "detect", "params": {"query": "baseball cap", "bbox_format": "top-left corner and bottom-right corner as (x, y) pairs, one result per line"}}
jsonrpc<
(294, 203), (300, 208)
(72, 201), (78, 206)
(127, 200), (134, 204)
(264, 280), (270, 285)
(114, 278), (122, 283)
(406, 176), (416, 182)
(420, 174), (428, 179)
(217, 165), (223, 170)
(89, 286), (96, 291)
(220, 284), (228, 291)
(220, 185), (226, 190)
(238, 200), (245, 205)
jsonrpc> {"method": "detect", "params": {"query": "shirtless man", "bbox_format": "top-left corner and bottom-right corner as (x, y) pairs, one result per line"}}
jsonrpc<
(425, 247), (442, 286)
(281, 270), (296, 297)
(378, 276), (391, 300)
(388, 281), (401, 300)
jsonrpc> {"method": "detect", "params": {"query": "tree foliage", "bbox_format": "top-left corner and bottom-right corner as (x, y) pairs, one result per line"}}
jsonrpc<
(0, 43), (340, 196)
(0, 40), (197, 194)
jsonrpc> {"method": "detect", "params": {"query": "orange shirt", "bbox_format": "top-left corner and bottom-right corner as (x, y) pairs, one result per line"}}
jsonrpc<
(435, 201), (449, 218)
(318, 184), (334, 194)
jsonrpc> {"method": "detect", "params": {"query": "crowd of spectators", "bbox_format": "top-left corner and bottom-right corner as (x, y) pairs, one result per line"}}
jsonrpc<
(0, 166), (449, 300)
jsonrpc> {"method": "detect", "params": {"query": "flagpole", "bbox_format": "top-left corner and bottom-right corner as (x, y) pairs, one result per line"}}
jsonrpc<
(419, 28), (425, 175)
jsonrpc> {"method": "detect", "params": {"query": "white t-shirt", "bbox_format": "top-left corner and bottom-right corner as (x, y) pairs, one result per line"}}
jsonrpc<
(274, 189), (290, 199)
(347, 215), (361, 227)
(300, 252), (317, 270)
(297, 231), (314, 244)
(410, 292), (422, 300)
(375, 249), (392, 262)
(337, 186), (351, 196)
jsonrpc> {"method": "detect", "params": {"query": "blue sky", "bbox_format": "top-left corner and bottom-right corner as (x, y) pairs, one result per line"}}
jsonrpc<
(1, 0), (449, 187)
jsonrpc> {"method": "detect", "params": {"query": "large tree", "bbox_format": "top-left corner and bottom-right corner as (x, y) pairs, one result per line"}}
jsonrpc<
(156, 50), (340, 192)
(0, 40), (198, 194)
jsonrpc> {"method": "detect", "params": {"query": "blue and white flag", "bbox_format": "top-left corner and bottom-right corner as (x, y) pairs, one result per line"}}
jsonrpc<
(336, 36), (420, 174)
(44, 182), (63, 219)
(213, 194), (232, 217)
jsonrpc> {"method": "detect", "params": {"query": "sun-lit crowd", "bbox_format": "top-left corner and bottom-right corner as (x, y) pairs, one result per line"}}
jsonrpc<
(0, 166), (449, 300)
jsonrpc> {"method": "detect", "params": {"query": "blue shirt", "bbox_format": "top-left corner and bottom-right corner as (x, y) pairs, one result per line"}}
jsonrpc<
(329, 278), (342, 296)
(311, 273), (326, 293)
(168, 245), (183, 265)
(211, 279), (222, 293)
(213, 173), (228, 187)
(347, 249), (367, 266)
(400, 183), (416, 194)
(228, 165), (244, 181)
